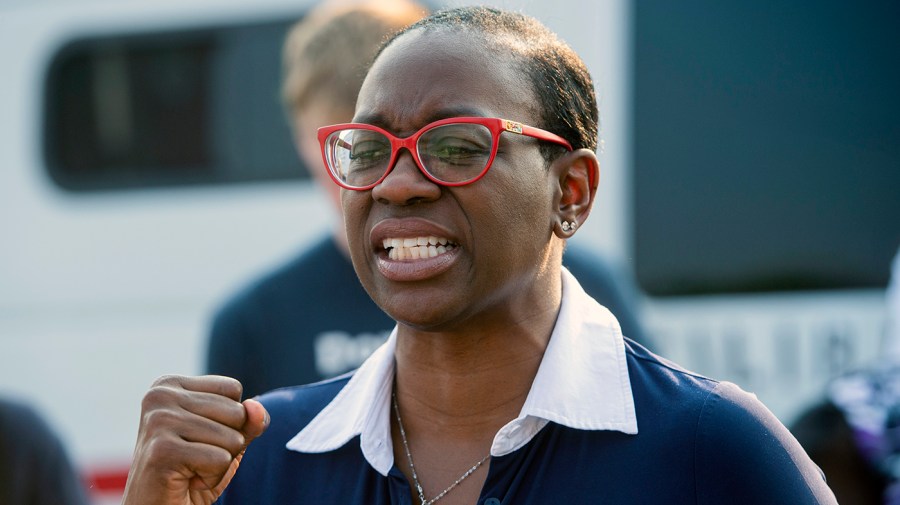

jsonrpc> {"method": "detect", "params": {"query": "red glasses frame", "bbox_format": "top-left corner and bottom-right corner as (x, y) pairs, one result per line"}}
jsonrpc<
(317, 116), (573, 191)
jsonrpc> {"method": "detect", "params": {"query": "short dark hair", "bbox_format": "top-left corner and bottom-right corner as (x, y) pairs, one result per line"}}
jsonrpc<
(378, 6), (599, 161)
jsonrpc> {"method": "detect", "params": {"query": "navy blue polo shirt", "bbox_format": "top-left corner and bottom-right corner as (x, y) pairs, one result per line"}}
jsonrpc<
(218, 273), (835, 504)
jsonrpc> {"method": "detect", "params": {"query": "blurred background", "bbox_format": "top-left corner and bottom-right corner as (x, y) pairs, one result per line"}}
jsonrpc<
(0, 0), (897, 502)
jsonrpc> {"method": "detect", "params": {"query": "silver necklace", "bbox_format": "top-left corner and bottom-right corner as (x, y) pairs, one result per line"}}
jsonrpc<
(392, 392), (491, 505)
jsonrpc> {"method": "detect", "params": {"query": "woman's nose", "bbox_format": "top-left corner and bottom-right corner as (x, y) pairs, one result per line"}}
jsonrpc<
(371, 150), (441, 205)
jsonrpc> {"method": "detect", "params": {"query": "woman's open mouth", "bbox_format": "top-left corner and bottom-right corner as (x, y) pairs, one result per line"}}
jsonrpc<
(382, 236), (457, 261)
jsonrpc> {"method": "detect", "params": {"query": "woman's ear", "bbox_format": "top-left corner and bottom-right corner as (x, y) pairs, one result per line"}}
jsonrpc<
(550, 148), (600, 238)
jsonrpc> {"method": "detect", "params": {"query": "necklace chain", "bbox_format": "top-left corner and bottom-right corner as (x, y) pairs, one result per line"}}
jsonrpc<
(392, 392), (491, 505)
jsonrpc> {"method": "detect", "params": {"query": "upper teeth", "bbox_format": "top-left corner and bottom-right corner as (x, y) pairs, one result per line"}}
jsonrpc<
(383, 236), (452, 260)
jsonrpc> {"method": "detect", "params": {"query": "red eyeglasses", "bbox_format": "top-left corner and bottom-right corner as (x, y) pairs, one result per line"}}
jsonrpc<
(317, 116), (573, 191)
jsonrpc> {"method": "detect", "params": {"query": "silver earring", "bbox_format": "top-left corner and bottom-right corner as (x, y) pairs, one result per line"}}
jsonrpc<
(562, 220), (577, 232)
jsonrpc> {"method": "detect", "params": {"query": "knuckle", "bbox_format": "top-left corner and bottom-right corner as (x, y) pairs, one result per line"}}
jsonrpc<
(215, 376), (243, 400)
(209, 445), (235, 469)
(143, 434), (180, 462)
(141, 406), (178, 431)
(151, 374), (183, 388)
(141, 384), (177, 410)
(226, 432), (247, 455)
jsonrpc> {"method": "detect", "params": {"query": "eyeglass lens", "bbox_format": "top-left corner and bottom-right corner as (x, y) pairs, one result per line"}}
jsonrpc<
(325, 123), (494, 188)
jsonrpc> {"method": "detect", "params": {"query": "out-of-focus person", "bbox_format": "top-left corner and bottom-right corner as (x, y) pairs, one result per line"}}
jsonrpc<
(204, 0), (425, 398)
(792, 245), (900, 505)
(0, 397), (89, 505)
(204, 0), (653, 399)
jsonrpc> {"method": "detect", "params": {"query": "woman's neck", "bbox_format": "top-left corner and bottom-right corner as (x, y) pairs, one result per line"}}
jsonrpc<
(392, 299), (559, 439)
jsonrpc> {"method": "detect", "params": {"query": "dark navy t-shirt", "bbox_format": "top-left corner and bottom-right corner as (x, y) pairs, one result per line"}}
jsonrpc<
(217, 340), (836, 504)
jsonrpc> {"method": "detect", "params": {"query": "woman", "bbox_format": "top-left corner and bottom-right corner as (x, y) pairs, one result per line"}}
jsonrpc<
(123, 7), (836, 504)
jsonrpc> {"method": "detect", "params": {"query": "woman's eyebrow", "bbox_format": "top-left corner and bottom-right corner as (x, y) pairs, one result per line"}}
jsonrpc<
(352, 112), (388, 126)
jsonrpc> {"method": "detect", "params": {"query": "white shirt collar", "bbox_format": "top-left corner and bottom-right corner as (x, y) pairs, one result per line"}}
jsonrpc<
(286, 268), (638, 476)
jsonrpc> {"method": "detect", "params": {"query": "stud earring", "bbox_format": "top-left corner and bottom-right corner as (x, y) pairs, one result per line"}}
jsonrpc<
(562, 220), (577, 232)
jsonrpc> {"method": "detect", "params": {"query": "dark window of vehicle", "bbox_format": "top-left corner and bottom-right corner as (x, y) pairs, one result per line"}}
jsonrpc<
(633, 0), (900, 296)
(43, 15), (308, 191)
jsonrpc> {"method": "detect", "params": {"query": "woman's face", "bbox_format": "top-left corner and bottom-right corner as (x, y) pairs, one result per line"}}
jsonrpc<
(343, 29), (562, 332)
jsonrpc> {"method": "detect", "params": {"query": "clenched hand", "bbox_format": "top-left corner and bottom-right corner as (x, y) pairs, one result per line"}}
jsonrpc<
(122, 375), (269, 505)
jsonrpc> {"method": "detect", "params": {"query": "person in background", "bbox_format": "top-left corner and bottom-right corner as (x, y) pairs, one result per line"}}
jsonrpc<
(0, 397), (89, 505)
(792, 246), (900, 505)
(124, 7), (834, 503)
(205, 0), (424, 399)
(205, 0), (652, 399)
